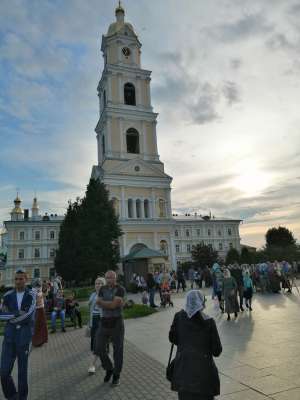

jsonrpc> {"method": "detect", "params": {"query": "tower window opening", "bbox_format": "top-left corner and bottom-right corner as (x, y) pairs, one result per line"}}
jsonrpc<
(124, 83), (136, 106)
(136, 199), (142, 218)
(126, 128), (140, 154)
(144, 199), (149, 218)
(128, 199), (133, 218)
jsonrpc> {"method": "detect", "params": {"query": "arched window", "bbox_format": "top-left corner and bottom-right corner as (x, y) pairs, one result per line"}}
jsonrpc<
(50, 231), (55, 240)
(128, 199), (133, 218)
(124, 83), (136, 106)
(126, 128), (140, 154)
(136, 199), (142, 218)
(158, 199), (166, 218)
(175, 230), (179, 237)
(144, 199), (149, 218)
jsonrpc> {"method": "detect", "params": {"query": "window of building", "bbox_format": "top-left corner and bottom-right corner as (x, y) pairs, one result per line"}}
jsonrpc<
(19, 231), (25, 240)
(208, 229), (211, 236)
(175, 230), (179, 237)
(186, 230), (190, 237)
(228, 228), (232, 236)
(126, 128), (140, 154)
(208, 243), (213, 249)
(18, 249), (24, 259)
(175, 244), (180, 253)
(128, 199), (133, 218)
(144, 199), (149, 218)
(196, 229), (200, 236)
(229, 242), (233, 249)
(50, 231), (55, 240)
(50, 268), (56, 279)
(50, 248), (56, 258)
(187, 244), (191, 253)
(218, 229), (222, 236)
(33, 268), (40, 278)
(219, 243), (223, 250)
(35, 231), (40, 240)
(124, 83), (136, 106)
(34, 248), (40, 258)
(136, 199), (142, 218)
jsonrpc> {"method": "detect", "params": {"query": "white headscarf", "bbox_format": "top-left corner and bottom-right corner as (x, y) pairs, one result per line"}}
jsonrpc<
(185, 290), (206, 319)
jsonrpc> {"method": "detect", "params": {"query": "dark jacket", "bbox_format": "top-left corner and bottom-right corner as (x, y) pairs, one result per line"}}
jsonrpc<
(230, 268), (243, 286)
(169, 310), (222, 396)
(0, 288), (36, 346)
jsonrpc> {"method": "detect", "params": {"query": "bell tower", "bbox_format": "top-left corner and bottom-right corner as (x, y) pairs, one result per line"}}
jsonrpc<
(92, 3), (176, 270)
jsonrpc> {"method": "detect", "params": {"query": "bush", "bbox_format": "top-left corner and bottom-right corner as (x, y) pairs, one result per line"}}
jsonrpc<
(123, 304), (157, 319)
(127, 282), (138, 293)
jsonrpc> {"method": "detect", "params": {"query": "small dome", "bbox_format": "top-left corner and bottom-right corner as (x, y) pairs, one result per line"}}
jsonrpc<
(107, 21), (136, 37)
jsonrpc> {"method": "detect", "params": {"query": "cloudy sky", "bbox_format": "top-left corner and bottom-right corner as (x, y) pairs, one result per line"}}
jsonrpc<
(0, 0), (300, 247)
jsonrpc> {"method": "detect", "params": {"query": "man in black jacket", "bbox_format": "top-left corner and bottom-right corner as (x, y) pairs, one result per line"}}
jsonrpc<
(230, 264), (244, 311)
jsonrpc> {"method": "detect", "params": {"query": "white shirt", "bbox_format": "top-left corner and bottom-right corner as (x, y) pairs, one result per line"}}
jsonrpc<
(16, 291), (25, 311)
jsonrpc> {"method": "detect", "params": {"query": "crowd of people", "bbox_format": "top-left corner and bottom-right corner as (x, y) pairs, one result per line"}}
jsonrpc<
(0, 260), (298, 399)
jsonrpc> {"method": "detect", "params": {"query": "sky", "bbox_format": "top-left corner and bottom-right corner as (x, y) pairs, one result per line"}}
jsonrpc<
(0, 0), (300, 248)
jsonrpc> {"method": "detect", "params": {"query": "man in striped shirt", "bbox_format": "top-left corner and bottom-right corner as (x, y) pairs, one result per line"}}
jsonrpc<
(0, 268), (36, 400)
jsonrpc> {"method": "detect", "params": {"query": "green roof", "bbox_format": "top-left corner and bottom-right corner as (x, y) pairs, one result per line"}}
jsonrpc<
(123, 247), (164, 261)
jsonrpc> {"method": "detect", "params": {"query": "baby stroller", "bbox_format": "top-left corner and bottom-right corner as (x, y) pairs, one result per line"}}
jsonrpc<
(160, 281), (174, 307)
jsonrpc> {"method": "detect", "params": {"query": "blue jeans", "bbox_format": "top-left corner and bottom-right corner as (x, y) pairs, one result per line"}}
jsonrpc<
(0, 340), (30, 400)
(51, 310), (65, 330)
(149, 288), (156, 306)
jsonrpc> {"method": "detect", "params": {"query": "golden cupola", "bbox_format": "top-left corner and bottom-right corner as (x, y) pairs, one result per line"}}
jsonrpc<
(11, 195), (24, 221)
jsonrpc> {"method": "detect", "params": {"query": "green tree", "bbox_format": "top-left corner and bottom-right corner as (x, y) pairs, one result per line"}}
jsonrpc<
(266, 226), (296, 248)
(191, 243), (218, 269)
(240, 247), (253, 264)
(55, 178), (122, 283)
(225, 248), (240, 265)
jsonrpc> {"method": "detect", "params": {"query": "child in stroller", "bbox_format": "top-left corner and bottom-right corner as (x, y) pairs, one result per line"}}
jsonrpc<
(160, 279), (174, 307)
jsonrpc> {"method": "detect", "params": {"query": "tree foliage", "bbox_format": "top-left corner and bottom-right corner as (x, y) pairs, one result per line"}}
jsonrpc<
(225, 248), (240, 265)
(266, 226), (296, 248)
(191, 243), (218, 269)
(240, 247), (254, 264)
(55, 178), (122, 283)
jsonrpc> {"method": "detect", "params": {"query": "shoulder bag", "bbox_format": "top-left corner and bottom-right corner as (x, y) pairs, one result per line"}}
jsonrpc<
(166, 343), (175, 382)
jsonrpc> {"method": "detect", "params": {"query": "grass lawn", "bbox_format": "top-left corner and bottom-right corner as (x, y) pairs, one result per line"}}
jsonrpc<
(0, 304), (157, 336)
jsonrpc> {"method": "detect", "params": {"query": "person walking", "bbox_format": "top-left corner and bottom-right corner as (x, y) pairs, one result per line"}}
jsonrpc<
(32, 278), (48, 347)
(211, 263), (224, 313)
(176, 268), (186, 293)
(230, 264), (244, 311)
(168, 290), (222, 400)
(146, 273), (157, 308)
(96, 270), (126, 387)
(0, 268), (36, 400)
(87, 277), (105, 375)
(222, 269), (239, 321)
(243, 271), (254, 311)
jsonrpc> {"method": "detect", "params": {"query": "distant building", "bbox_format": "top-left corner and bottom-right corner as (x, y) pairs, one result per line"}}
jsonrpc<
(241, 244), (257, 253)
(2, 196), (63, 287)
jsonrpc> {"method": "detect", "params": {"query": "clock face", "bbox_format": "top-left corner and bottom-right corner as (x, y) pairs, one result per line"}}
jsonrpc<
(122, 47), (131, 57)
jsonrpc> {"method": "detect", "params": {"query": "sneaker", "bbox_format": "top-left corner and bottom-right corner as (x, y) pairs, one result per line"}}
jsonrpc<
(104, 370), (113, 383)
(112, 374), (120, 386)
(88, 365), (96, 375)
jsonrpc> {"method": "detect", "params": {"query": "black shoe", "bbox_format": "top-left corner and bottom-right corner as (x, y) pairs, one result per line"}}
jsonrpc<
(227, 315), (231, 321)
(61, 328), (66, 333)
(112, 374), (120, 386)
(234, 312), (238, 318)
(249, 307), (253, 311)
(246, 303), (249, 308)
(240, 306), (244, 312)
(104, 370), (113, 383)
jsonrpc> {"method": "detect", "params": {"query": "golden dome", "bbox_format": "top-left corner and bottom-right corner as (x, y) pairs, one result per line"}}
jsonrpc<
(115, 1), (125, 14)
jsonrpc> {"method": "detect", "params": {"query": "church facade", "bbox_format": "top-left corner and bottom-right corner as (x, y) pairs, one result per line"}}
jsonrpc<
(91, 4), (241, 275)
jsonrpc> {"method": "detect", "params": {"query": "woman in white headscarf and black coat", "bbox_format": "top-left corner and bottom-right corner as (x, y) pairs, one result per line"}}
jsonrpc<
(168, 290), (222, 400)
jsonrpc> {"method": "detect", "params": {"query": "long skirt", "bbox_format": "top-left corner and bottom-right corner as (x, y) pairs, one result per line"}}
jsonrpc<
(178, 392), (214, 400)
(224, 291), (239, 314)
(32, 308), (48, 347)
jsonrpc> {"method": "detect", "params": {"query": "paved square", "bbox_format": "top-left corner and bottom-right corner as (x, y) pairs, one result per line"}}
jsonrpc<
(1, 285), (300, 399)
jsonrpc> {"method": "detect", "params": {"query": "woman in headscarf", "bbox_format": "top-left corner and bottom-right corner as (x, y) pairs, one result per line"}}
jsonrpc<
(169, 290), (222, 400)
(222, 269), (239, 321)
(32, 278), (48, 347)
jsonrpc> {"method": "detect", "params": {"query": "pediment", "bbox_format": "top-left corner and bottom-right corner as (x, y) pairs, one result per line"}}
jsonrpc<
(107, 158), (171, 180)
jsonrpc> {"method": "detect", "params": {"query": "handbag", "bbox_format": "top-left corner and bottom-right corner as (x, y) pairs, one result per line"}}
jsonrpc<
(166, 343), (175, 382)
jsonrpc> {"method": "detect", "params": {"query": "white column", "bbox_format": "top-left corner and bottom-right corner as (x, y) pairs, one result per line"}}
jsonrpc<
(146, 77), (151, 107)
(117, 73), (122, 103)
(133, 199), (137, 219)
(136, 76), (142, 106)
(166, 189), (172, 217)
(151, 188), (156, 219)
(121, 187), (125, 220)
(153, 121), (159, 158)
(141, 120), (146, 156)
(119, 117), (124, 156)
(122, 234), (126, 257)
(107, 73), (112, 103)
(106, 118), (112, 157)
(141, 199), (145, 219)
